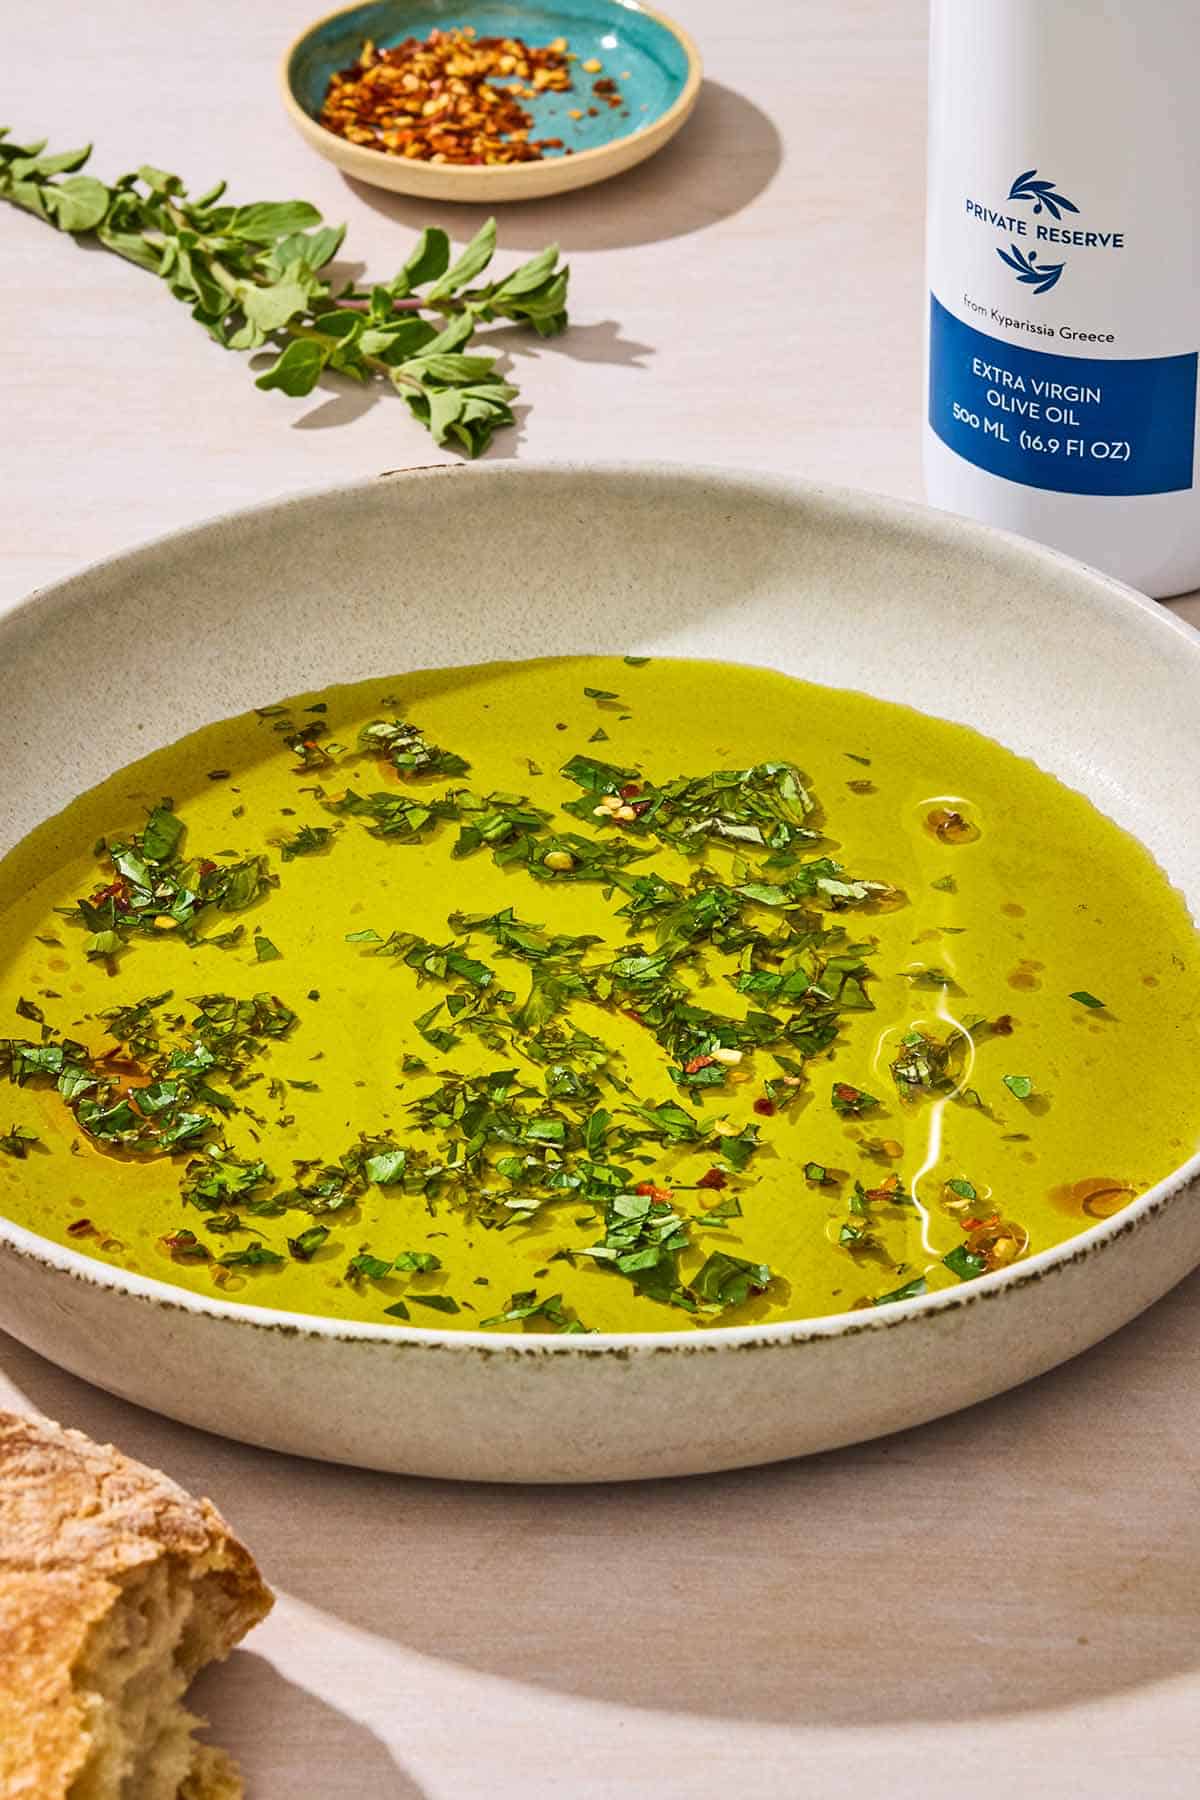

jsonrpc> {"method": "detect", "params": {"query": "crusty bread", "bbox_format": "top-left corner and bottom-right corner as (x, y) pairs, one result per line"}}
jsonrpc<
(0, 1410), (273, 1799)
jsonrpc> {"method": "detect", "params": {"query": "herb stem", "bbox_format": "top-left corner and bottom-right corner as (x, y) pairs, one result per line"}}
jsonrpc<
(279, 319), (424, 394)
(1, 131), (569, 456)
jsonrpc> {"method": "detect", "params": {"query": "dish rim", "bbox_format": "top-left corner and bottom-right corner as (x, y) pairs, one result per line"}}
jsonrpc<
(2, 460), (1198, 1358)
(278, 0), (705, 186)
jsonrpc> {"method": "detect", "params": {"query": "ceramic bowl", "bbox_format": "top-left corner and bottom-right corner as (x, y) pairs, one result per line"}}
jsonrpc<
(280, 0), (703, 202)
(1, 465), (1198, 1483)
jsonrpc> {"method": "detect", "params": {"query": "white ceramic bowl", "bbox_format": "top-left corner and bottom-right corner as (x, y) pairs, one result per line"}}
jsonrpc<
(2, 465), (1197, 1482)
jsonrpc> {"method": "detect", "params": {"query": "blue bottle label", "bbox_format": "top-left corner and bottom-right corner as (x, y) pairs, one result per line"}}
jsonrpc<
(928, 295), (1197, 496)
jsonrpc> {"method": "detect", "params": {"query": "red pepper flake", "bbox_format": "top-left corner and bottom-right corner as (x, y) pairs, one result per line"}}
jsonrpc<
(635, 1181), (673, 1203)
(684, 1054), (716, 1074)
(753, 1096), (776, 1117)
(697, 1168), (728, 1190)
(866, 1175), (903, 1200)
(619, 783), (642, 799)
(67, 1217), (95, 1238)
(623, 1008), (644, 1024)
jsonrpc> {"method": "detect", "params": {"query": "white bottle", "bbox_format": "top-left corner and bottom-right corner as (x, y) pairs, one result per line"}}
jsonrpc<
(925, 1), (1200, 598)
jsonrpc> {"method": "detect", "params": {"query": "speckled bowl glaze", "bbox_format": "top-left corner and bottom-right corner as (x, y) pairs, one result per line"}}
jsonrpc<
(281, 0), (702, 202)
(2, 466), (1198, 1483)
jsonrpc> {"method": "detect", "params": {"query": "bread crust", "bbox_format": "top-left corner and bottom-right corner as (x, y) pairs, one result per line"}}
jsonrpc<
(0, 1409), (272, 1800)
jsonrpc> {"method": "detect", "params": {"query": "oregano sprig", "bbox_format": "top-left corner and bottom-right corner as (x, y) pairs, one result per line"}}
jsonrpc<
(0, 130), (570, 456)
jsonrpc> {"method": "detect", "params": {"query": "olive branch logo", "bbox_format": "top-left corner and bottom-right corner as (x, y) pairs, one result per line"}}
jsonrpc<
(996, 243), (1064, 295)
(1007, 169), (1079, 221)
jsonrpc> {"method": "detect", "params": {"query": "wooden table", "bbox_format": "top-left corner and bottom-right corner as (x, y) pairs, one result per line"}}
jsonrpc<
(2, 4), (1197, 1794)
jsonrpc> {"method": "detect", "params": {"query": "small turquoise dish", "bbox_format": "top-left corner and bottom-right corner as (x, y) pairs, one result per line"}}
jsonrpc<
(281, 0), (703, 201)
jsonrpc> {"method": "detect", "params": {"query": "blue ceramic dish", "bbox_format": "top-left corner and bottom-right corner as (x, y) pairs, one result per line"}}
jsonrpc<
(281, 0), (702, 200)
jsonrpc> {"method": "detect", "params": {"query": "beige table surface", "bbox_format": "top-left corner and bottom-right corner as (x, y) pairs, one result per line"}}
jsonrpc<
(2, 3), (1198, 1795)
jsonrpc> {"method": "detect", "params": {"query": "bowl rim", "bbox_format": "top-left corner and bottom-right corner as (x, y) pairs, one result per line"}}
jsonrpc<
(2, 460), (1198, 1358)
(278, 0), (705, 184)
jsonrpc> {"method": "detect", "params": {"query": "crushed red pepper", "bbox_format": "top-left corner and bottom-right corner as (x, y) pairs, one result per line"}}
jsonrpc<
(697, 1168), (728, 1191)
(319, 29), (575, 166)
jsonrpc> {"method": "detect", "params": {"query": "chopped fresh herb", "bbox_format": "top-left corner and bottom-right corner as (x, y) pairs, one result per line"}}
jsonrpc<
(904, 965), (957, 990)
(691, 1251), (771, 1308)
(0, 1123), (40, 1158)
(831, 1082), (878, 1115)
(288, 1224), (330, 1260)
(384, 1299), (411, 1319)
(943, 1244), (988, 1280)
(359, 717), (470, 780)
(357, 928), (494, 991)
(873, 1276), (927, 1306)
(583, 687), (619, 702)
(217, 1243), (285, 1269)
(181, 1148), (274, 1211)
(279, 823), (338, 860)
(696, 1193), (743, 1225)
(804, 1162), (827, 1184)
(578, 1188), (693, 1309)
(560, 755), (829, 862)
(481, 1289), (575, 1327)
(161, 1228), (209, 1262)
(931, 874), (957, 894)
(253, 933), (282, 962)
(408, 1293), (460, 1313)
(63, 803), (273, 956)
(3, 993), (296, 1158)
(1003, 1074), (1034, 1099)
(890, 1027), (965, 1097)
(392, 1249), (442, 1272)
(946, 1178), (977, 1202)
(365, 1148), (407, 1185)
(1069, 991), (1105, 1010)
(347, 1250), (394, 1282)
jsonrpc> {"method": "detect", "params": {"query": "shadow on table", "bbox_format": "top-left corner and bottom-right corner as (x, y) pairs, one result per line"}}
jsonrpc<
(342, 81), (783, 252)
(189, 1653), (426, 1799)
(6, 1270), (1200, 1731)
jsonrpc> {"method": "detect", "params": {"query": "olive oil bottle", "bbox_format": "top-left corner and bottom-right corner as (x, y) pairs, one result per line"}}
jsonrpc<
(925, 0), (1200, 597)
